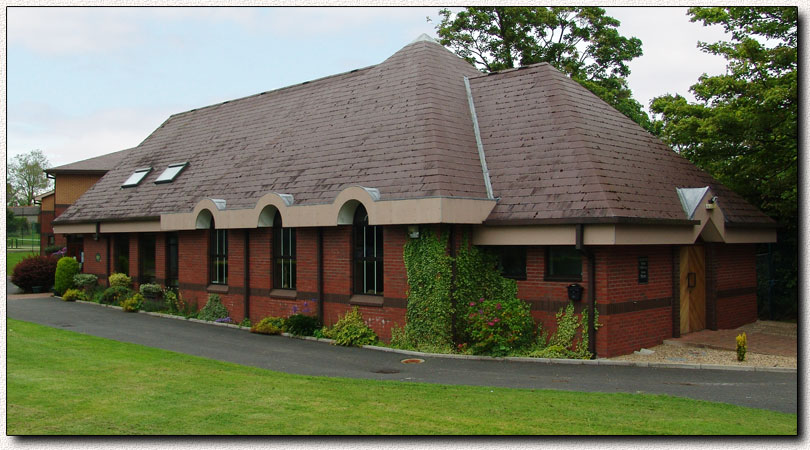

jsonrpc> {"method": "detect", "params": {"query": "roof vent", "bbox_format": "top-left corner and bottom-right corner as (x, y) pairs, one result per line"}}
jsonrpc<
(155, 162), (189, 184)
(676, 187), (710, 219)
(121, 167), (152, 188)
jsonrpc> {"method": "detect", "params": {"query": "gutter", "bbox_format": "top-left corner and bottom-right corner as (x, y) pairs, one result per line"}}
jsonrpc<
(576, 224), (596, 357)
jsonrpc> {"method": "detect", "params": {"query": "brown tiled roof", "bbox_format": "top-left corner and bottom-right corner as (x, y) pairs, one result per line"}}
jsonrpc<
(469, 63), (773, 226)
(46, 147), (132, 174)
(56, 40), (487, 223)
(56, 39), (772, 227)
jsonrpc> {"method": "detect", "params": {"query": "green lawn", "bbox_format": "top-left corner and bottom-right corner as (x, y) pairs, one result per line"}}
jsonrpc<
(7, 318), (797, 435)
(7, 251), (39, 276)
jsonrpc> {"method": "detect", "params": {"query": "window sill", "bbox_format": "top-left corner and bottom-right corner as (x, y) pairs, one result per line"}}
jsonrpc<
(543, 276), (583, 283)
(349, 294), (384, 307)
(270, 289), (297, 300)
(207, 284), (229, 294)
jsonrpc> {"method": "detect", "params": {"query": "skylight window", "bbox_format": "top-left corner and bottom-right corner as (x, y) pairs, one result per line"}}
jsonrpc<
(155, 162), (188, 184)
(121, 168), (152, 188)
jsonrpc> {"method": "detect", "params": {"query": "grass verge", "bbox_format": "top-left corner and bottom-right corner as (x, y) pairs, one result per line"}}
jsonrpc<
(7, 318), (797, 435)
(6, 251), (39, 276)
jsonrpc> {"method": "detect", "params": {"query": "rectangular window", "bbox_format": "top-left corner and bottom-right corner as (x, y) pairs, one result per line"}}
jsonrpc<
(166, 232), (179, 288)
(155, 162), (188, 184)
(545, 246), (582, 281)
(273, 227), (296, 290)
(210, 229), (228, 285)
(122, 168), (151, 187)
(486, 246), (527, 280)
(354, 223), (383, 295)
(114, 234), (129, 275)
(138, 234), (156, 284)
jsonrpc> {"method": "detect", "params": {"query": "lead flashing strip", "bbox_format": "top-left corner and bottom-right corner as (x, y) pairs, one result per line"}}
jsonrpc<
(464, 76), (494, 200)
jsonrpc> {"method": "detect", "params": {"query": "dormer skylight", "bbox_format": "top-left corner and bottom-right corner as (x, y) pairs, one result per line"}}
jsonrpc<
(155, 162), (188, 184)
(121, 168), (152, 188)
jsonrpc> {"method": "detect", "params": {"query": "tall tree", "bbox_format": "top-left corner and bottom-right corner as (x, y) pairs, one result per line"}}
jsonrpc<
(8, 149), (51, 206)
(650, 7), (797, 319)
(436, 7), (652, 131)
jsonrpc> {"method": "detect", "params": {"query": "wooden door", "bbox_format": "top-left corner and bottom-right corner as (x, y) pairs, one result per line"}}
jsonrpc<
(679, 245), (706, 334)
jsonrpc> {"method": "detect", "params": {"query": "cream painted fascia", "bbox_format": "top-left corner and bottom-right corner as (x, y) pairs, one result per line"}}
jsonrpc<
(100, 221), (162, 233)
(161, 187), (497, 230)
(473, 223), (698, 246)
(689, 188), (726, 242)
(52, 223), (95, 234)
(724, 227), (777, 243)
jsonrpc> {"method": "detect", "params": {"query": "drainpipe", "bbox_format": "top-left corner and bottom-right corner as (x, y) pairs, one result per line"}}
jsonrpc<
(243, 229), (250, 322)
(317, 227), (325, 323)
(576, 224), (596, 358)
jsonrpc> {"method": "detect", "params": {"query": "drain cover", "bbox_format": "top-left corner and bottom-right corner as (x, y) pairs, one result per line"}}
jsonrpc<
(374, 369), (400, 374)
(401, 358), (424, 364)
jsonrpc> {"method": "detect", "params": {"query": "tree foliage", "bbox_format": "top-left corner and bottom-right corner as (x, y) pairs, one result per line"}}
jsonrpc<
(650, 7), (797, 319)
(8, 150), (51, 206)
(651, 7), (797, 224)
(436, 7), (652, 131)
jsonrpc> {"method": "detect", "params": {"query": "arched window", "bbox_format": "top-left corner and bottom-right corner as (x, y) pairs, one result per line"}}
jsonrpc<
(353, 204), (383, 295)
(273, 211), (296, 290)
(210, 220), (228, 285)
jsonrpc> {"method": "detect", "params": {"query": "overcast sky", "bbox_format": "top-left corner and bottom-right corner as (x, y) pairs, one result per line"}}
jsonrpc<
(3, 6), (789, 169)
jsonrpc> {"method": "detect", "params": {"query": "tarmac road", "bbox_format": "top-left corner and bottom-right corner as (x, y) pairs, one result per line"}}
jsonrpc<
(7, 296), (798, 414)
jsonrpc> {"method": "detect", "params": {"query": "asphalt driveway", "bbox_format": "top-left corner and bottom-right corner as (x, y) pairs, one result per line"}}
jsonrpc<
(6, 295), (798, 414)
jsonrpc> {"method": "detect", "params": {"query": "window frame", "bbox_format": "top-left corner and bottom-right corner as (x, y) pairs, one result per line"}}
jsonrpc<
(166, 232), (179, 289)
(121, 168), (152, 188)
(272, 212), (296, 290)
(352, 205), (383, 296)
(138, 233), (157, 284)
(485, 245), (527, 280)
(154, 162), (188, 184)
(209, 226), (228, 286)
(544, 246), (583, 282)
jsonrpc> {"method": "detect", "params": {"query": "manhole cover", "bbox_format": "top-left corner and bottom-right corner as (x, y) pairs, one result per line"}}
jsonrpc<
(374, 369), (400, 374)
(401, 358), (424, 364)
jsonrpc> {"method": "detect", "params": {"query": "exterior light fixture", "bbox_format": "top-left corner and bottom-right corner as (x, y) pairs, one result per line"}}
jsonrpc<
(407, 225), (420, 239)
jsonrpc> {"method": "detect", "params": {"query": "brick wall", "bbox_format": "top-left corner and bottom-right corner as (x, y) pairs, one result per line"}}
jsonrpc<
(83, 236), (109, 283)
(712, 244), (758, 330)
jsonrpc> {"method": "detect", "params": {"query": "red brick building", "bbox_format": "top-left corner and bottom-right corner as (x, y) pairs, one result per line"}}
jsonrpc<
(53, 36), (776, 357)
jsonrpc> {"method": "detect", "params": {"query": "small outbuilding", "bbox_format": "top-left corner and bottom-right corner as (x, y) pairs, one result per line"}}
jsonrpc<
(53, 36), (776, 357)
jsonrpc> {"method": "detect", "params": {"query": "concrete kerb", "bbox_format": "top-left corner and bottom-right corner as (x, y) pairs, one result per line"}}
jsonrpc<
(69, 299), (795, 374)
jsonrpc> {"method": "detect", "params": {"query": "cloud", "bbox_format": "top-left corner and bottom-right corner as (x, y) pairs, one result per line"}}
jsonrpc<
(8, 102), (176, 168)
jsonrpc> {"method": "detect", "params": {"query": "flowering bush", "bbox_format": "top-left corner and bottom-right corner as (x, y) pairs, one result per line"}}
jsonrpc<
(214, 317), (234, 324)
(736, 332), (747, 361)
(459, 296), (535, 356)
(11, 255), (57, 292)
(51, 247), (67, 259)
(139, 283), (164, 298)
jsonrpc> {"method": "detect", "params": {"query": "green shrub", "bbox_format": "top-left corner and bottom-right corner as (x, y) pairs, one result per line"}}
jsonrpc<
(90, 286), (106, 303)
(326, 307), (378, 347)
(73, 273), (98, 291)
(121, 293), (144, 312)
(139, 283), (164, 298)
(61, 288), (85, 302)
(460, 296), (535, 356)
(250, 316), (285, 335)
(400, 230), (455, 352)
(736, 332), (747, 361)
(100, 286), (134, 305)
(54, 257), (80, 296)
(43, 245), (62, 255)
(527, 303), (597, 360)
(11, 255), (57, 292)
(197, 294), (229, 322)
(284, 314), (321, 336)
(238, 317), (251, 328)
(108, 273), (132, 288)
(163, 290), (197, 318)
